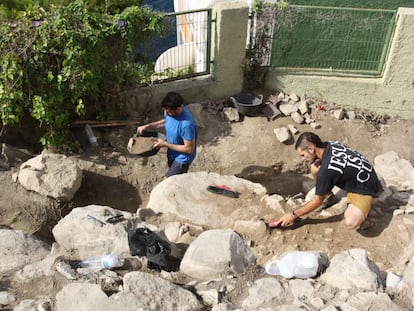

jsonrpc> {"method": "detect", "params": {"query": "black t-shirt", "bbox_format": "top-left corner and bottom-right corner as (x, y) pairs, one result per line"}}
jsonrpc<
(316, 141), (383, 197)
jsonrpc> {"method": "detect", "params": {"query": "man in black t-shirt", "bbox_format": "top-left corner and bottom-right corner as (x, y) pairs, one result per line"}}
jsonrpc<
(269, 132), (383, 230)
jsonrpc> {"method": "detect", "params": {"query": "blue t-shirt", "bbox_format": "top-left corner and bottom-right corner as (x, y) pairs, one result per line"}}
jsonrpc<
(164, 106), (197, 164)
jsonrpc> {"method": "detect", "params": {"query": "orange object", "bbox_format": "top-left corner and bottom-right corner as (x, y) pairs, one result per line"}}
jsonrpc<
(212, 184), (232, 191)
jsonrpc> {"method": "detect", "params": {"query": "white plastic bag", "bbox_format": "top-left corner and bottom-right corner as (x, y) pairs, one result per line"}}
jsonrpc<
(265, 251), (319, 279)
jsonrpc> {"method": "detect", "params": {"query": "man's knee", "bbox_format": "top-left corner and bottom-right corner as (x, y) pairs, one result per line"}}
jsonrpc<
(344, 216), (363, 230)
(344, 204), (366, 230)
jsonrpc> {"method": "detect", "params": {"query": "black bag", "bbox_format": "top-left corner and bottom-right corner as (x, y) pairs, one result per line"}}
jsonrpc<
(127, 227), (173, 272)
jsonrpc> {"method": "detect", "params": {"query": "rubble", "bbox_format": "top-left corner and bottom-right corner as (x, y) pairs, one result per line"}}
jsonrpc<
(1, 152), (414, 310)
(218, 91), (393, 142)
(273, 127), (291, 143)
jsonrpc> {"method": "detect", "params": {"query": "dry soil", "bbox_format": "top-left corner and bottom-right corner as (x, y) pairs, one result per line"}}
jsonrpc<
(1, 96), (414, 309)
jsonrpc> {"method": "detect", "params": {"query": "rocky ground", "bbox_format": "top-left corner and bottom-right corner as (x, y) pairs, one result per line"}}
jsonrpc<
(1, 91), (414, 309)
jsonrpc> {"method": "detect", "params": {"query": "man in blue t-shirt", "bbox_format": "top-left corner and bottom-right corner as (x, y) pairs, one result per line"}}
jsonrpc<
(137, 92), (197, 177)
(269, 132), (383, 230)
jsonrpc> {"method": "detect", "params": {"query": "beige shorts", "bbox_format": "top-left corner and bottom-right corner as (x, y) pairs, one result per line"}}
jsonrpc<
(347, 192), (373, 218)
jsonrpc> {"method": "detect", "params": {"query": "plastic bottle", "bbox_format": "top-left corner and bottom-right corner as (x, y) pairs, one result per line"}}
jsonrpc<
(79, 254), (124, 269)
(85, 124), (98, 148)
(265, 251), (319, 279)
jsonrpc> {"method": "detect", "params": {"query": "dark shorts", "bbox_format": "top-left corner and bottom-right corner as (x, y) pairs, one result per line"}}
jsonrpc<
(166, 160), (190, 177)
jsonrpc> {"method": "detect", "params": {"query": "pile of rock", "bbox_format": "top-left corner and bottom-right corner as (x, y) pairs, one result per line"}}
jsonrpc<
(1, 151), (414, 310)
(217, 91), (389, 144)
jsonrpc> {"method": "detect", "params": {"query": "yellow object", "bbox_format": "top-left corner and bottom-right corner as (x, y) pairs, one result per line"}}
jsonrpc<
(347, 192), (373, 218)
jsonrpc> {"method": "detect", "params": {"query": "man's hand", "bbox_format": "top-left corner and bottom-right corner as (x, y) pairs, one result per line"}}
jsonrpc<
(310, 159), (321, 177)
(268, 217), (283, 228)
(312, 158), (321, 167)
(136, 125), (148, 135)
(269, 212), (296, 228)
(153, 138), (167, 149)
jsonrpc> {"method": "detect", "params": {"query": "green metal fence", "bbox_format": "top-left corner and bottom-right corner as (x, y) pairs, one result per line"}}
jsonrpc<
(270, 6), (396, 75)
(288, 1), (414, 10)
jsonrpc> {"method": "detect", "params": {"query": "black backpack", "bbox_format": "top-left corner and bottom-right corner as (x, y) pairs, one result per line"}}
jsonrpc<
(127, 227), (174, 272)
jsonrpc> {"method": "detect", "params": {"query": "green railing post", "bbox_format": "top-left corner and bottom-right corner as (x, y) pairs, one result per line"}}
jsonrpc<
(206, 8), (213, 74)
(377, 11), (396, 74)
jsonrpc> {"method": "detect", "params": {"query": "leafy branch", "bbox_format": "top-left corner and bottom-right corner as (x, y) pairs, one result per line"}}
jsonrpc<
(0, 0), (163, 150)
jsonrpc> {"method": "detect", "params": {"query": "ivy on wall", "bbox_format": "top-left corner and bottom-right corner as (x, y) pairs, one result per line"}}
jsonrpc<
(243, 0), (288, 91)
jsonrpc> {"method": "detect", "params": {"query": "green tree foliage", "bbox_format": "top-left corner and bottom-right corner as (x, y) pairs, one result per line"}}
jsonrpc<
(84, 0), (143, 14)
(0, 0), (142, 21)
(0, 0), (162, 150)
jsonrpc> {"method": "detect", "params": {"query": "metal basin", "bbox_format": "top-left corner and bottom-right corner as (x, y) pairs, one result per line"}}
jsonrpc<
(127, 131), (163, 157)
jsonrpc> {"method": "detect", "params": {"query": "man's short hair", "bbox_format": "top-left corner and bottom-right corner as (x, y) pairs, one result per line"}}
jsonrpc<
(295, 132), (325, 150)
(161, 92), (183, 110)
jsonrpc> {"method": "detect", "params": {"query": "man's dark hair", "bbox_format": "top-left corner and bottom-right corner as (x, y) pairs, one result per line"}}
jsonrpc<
(295, 132), (325, 150)
(161, 92), (183, 110)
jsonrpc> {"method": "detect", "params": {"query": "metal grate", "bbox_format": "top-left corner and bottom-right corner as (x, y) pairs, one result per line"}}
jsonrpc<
(270, 6), (396, 75)
(143, 8), (213, 83)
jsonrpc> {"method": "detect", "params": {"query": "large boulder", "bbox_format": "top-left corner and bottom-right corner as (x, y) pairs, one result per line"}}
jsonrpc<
(145, 171), (269, 228)
(56, 283), (116, 311)
(0, 229), (50, 274)
(56, 273), (204, 311)
(241, 278), (285, 309)
(52, 205), (133, 258)
(113, 272), (203, 311)
(345, 292), (406, 311)
(18, 153), (83, 202)
(320, 248), (383, 291)
(180, 229), (256, 280)
(374, 151), (414, 191)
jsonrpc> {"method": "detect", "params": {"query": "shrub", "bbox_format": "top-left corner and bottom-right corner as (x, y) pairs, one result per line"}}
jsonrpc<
(0, 0), (163, 150)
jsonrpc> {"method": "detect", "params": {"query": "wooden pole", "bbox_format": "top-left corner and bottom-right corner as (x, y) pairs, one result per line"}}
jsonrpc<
(71, 120), (140, 128)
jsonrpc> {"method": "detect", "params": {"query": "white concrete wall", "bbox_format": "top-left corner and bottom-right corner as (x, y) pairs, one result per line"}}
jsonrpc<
(124, 1), (249, 114)
(124, 5), (414, 120)
(264, 7), (414, 119)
